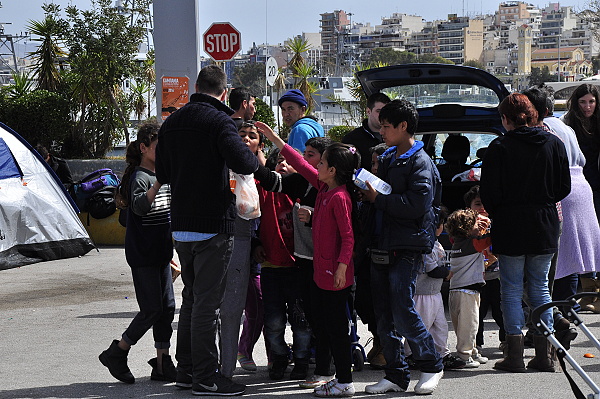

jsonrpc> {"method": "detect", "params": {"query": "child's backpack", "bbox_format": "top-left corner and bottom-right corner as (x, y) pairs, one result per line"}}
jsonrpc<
(73, 168), (121, 220)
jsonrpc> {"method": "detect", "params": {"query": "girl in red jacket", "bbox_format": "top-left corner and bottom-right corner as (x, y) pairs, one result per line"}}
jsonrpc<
(257, 121), (360, 398)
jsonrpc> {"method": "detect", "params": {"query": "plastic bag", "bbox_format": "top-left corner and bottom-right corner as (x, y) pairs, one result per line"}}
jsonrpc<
(230, 171), (261, 220)
(451, 167), (481, 182)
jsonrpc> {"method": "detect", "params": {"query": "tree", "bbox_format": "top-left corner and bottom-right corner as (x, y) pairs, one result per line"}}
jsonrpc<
(253, 97), (276, 128)
(59, 0), (152, 157)
(233, 62), (266, 97)
(26, 4), (68, 92)
(369, 48), (416, 65)
(463, 59), (484, 69)
(529, 66), (553, 86)
(420, 53), (454, 64)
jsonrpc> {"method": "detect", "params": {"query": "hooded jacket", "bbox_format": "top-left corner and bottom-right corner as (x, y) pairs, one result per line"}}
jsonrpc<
(287, 117), (325, 152)
(374, 141), (442, 253)
(480, 126), (571, 255)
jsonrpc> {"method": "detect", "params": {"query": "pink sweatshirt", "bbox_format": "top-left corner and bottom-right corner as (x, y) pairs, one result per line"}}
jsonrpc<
(281, 145), (354, 290)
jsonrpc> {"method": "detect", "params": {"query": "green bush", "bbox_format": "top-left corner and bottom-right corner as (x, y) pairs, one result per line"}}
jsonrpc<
(0, 90), (72, 153)
(327, 125), (354, 142)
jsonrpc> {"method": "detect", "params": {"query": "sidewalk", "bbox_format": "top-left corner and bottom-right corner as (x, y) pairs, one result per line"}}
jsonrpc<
(1, 247), (600, 398)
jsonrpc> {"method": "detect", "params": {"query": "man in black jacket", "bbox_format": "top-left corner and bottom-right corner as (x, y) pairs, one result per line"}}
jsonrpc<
(342, 93), (390, 170)
(155, 65), (258, 396)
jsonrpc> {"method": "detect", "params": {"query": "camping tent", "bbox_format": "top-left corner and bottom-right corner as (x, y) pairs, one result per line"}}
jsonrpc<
(0, 122), (94, 270)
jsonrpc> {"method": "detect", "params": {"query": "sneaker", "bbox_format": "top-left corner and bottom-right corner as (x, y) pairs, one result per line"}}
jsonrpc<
(442, 354), (466, 370)
(314, 379), (355, 397)
(237, 353), (257, 372)
(472, 354), (488, 364)
(414, 370), (443, 395)
(463, 357), (480, 368)
(365, 378), (406, 394)
(300, 375), (335, 389)
(192, 374), (245, 396)
(175, 369), (193, 389)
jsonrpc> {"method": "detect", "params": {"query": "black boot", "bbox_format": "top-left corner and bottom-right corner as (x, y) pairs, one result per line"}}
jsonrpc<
(494, 334), (526, 373)
(269, 356), (288, 380)
(527, 335), (556, 372)
(99, 340), (135, 383)
(149, 354), (177, 382)
(289, 358), (309, 380)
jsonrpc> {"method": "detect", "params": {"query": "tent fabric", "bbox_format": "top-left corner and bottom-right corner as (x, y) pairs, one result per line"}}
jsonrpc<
(0, 122), (94, 270)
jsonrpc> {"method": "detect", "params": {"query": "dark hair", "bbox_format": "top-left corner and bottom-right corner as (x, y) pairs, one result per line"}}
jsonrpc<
(463, 185), (481, 208)
(445, 208), (478, 239)
(498, 93), (537, 128)
(229, 87), (253, 111)
(438, 204), (449, 228)
(564, 83), (600, 138)
(239, 120), (265, 145)
(117, 122), (160, 207)
(538, 84), (555, 114)
(522, 87), (548, 124)
(35, 144), (49, 159)
(378, 99), (419, 135)
(265, 147), (281, 171)
(196, 65), (227, 96)
(370, 143), (389, 156)
(324, 142), (361, 187)
(366, 92), (391, 110)
(305, 136), (333, 155)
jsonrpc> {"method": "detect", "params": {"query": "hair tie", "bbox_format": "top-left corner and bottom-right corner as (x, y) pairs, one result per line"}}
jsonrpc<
(349, 146), (356, 154)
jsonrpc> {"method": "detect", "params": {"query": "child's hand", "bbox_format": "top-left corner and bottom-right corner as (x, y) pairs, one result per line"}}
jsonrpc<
(474, 214), (491, 235)
(297, 206), (312, 223)
(255, 121), (285, 149)
(333, 263), (347, 289)
(252, 246), (267, 263)
(445, 270), (454, 281)
(361, 181), (379, 203)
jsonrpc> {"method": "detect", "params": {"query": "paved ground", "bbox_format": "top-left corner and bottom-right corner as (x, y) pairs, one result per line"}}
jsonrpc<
(2, 247), (600, 398)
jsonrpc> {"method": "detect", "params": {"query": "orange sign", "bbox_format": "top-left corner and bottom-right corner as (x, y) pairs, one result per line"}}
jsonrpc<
(161, 76), (189, 121)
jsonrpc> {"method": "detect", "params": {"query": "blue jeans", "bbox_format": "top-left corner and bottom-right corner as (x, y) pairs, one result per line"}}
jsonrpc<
(499, 254), (554, 336)
(371, 250), (443, 390)
(261, 267), (312, 361)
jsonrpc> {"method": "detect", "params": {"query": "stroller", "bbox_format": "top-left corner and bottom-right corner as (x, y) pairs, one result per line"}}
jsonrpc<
(346, 302), (367, 371)
(532, 292), (600, 399)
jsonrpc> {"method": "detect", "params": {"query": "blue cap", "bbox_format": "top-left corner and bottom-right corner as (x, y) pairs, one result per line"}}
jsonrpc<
(278, 89), (308, 107)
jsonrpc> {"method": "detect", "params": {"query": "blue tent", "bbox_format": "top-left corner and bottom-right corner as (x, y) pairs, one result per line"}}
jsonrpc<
(0, 123), (94, 270)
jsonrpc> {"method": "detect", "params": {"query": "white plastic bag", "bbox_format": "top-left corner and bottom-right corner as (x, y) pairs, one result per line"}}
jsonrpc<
(230, 171), (261, 220)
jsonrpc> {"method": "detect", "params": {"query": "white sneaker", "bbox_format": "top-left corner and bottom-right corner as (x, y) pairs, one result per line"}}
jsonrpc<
(300, 375), (334, 389)
(473, 354), (488, 364)
(463, 357), (481, 368)
(314, 380), (355, 397)
(414, 370), (443, 395)
(365, 378), (405, 394)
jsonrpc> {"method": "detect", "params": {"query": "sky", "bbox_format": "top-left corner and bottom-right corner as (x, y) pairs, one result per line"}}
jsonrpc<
(2, 0), (590, 56)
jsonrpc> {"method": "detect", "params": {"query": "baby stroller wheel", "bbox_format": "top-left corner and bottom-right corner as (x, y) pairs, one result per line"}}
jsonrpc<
(353, 347), (365, 371)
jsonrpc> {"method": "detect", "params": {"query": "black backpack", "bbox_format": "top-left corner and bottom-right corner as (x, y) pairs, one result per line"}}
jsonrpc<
(73, 168), (120, 219)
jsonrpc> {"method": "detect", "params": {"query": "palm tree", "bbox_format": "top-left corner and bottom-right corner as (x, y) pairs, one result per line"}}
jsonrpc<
(26, 15), (68, 92)
(286, 36), (311, 85)
(293, 62), (318, 114)
(6, 71), (35, 99)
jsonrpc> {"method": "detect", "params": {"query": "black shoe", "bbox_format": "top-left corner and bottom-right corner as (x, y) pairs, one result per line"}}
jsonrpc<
(443, 354), (467, 370)
(149, 354), (177, 382)
(269, 357), (288, 380)
(289, 361), (309, 380)
(556, 327), (578, 350)
(176, 368), (193, 389)
(192, 374), (245, 396)
(98, 340), (135, 384)
(524, 331), (535, 348)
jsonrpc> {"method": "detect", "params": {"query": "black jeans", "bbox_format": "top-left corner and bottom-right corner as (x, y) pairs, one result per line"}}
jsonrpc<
(123, 262), (175, 348)
(476, 278), (506, 346)
(174, 234), (233, 383)
(311, 283), (353, 383)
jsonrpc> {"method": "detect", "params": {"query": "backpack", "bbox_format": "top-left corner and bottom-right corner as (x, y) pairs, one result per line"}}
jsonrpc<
(73, 168), (121, 219)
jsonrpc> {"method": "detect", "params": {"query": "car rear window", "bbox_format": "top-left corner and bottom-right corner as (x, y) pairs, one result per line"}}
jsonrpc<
(380, 84), (501, 108)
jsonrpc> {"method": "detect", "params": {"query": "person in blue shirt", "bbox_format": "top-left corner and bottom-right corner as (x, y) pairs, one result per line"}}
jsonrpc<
(278, 89), (324, 152)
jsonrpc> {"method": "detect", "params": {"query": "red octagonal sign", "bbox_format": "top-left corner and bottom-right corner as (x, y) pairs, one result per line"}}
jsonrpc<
(203, 22), (241, 62)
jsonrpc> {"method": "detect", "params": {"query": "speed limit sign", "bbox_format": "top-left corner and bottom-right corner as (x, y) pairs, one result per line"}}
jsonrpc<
(266, 57), (278, 86)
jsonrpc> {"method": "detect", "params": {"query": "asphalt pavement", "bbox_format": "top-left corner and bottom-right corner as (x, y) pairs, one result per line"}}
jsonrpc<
(2, 247), (600, 398)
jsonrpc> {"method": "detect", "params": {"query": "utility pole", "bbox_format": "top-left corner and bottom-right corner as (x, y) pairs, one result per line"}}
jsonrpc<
(0, 3), (30, 78)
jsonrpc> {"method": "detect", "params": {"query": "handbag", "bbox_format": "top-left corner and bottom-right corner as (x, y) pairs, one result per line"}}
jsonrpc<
(230, 171), (261, 220)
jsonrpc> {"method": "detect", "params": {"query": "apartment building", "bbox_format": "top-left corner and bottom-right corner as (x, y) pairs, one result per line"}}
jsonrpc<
(437, 15), (484, 64)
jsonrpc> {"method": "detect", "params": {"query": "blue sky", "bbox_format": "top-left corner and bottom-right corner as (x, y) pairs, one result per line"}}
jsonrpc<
(4, 0), (588, 55)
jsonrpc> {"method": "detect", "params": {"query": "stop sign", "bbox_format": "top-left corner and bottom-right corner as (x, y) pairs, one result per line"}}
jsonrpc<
(203, 22), (241, 61)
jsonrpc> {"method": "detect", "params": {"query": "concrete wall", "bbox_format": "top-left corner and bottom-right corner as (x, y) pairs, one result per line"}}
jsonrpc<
(66, 159), (127, 181)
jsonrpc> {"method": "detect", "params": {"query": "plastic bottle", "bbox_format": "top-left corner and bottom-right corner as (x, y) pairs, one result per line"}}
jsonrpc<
(353, 168), (392, 195)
